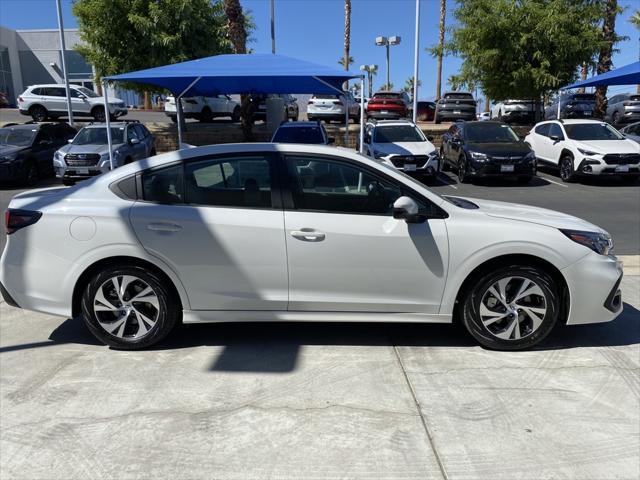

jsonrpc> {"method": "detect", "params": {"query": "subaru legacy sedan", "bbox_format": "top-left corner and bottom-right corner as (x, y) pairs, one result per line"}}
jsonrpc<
(0, 144), (623, 350)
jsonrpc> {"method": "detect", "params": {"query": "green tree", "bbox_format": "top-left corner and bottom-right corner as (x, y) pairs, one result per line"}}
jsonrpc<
(593, 0), (624, 118)
(74, 0), (233, 97)
(630, 9), (640, 28)
(446, 0), (604, 110)
(403, 77), (422, 100)
(338, 56), (355, 69)
(380, 82), (394, 91)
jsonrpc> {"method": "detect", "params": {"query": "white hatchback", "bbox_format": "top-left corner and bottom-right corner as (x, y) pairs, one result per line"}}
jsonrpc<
(1, 144), (623, 350)
(525, 119), (640, 182)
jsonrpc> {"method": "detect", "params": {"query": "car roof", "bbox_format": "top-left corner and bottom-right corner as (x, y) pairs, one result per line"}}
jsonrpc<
(83, 122), (131, 128)
(27, 84), (80, 89)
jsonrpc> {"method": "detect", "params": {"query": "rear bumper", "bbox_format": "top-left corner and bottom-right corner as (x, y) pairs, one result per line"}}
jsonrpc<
(367, 109), (407, 119)
(562, 253), (624, 325)
(436, 111), (476, 121)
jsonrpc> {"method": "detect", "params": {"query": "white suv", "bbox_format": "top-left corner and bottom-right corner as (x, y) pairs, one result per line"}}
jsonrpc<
(525, 119), (640, 182)
(18, 84), (127, 122)
(307, 93), (360, 123)
(362, 120), (439, 177)
(164, 95), (240, 123)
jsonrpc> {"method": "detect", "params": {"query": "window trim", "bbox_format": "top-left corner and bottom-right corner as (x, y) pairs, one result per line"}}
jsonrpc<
(279, 152), (447, 218)
(136, 152), (283, 211)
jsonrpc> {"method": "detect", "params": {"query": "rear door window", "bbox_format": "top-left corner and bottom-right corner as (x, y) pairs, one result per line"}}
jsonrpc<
(548, 123), (565, 140)
(535, 124), (551, 137)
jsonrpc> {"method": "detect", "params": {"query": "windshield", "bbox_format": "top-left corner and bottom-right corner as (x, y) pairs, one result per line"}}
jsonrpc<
(272, 126), (325, 144)
(564, 123), (623, 141)
(465, 123), (519, 143)
(0, 128), (36, 147)
(72, 127), (125, 145)
(374, 125), (425, 143)
(75, 86), (99, 98)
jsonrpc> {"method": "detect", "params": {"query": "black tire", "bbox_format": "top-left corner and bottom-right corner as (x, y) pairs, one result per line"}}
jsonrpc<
(231, 106), (241, 122)
(434, 113), (441, 124)
(149, 149), (157, 157)
(458, 155), (470, 183)
(611, 111), (619, 126)
(92, 106), (106, 122)
(169, 115), (177, 123)
(461, 265), (560, 350)
(81, 265), (180, 350)
(516, 175), (533, 184)
(199, 107), (213, 123)
(29, 105), (48, 122)
(124, 156), (133, 165)
(559, 155), (576, 183)
(22, 160), (38, 186)
(62, 178), (75, 186)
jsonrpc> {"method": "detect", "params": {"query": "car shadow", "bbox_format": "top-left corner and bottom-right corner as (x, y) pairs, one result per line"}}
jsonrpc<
(3, 302), (637, 373)
(469, 175), (552, 188)
(538, 166), (639, 187)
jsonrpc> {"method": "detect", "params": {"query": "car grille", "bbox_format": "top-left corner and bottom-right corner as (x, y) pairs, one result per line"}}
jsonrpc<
(490, 155), (527, 162)
(389, 155), (429, 168)
(602, 153), (640, 165)
(64, 153), (101, 166)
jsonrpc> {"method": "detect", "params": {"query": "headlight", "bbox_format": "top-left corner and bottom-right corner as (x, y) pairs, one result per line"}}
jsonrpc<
(428, 150), (439, 159)
(561, 229), (613, 255)
(578, 148), (599, 157)
(470, 151), (489, 162)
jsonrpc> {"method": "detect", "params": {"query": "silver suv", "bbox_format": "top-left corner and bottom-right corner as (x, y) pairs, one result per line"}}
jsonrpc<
(18, 84), (128, 122)
(53, 121), (155, 185)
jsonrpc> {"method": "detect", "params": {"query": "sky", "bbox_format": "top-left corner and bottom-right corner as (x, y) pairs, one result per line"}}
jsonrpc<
(1, 0), (639, 101)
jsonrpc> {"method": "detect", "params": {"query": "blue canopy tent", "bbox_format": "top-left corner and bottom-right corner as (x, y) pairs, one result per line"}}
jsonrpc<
(556, 61), (640, 119)
(101, 54), (363, 168)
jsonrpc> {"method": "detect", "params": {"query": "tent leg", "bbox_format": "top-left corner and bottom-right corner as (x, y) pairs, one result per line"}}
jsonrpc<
(103, 80), (114, 171)
(557, 90), (562, 120)
(359, 75), (365, 153)
(344, 94), (349, 147)
(176, 97), (184, 148)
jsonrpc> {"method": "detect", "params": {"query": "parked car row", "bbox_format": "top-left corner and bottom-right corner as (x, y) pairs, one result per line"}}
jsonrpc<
(0, 120), (156, 186)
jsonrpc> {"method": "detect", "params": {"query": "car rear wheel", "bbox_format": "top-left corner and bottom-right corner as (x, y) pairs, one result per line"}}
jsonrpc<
(439, 148), (449, 172)
(462, 265), (560, 350)
(434, 113), (441, 124)
(22, 160), (38, 186)
(92, 106), (106, 122)
(231, 106), (241, 122)
(559, 155), (576, 182)
(199, 107), (213, 123)
(29, 105), (48, 122)
(81, 265), (180, 349)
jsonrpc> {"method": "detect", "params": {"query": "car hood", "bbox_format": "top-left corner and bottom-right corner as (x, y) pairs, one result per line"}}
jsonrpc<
(573, 139), (640, 154)
(377, 141), (436, 156)
(0, 144), (27, 158)
(466, 142), (531, 156)
(59, 143), (124, 155)
(462, 197), (606, 232)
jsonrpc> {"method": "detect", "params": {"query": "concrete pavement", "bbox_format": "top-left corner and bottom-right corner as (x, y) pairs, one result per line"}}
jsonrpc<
(1, 276), (638, 479)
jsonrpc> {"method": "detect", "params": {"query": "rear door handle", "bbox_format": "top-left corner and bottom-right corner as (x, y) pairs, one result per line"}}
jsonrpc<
(147, 222), (182, 232)
(290, 229), (325, 242)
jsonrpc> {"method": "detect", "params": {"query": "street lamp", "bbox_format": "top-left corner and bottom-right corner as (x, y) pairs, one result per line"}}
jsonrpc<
(375, 35), (401, 90)
(359, 64), (378, 98)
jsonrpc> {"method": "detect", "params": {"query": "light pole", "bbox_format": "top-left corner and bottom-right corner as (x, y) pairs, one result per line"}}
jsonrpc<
(55, 0), (73, 127)
(411, 0), (420, 123)
(270, 0), (276, 54)
(375, 36), (400, 89)
(359, 64), (378, 98)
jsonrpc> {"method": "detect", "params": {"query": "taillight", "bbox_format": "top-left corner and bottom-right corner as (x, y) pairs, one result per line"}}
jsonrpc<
(5, 209), (42, 235)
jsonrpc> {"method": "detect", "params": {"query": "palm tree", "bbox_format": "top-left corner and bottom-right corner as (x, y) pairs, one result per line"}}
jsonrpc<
(403, 77), (422, 100)
(338, 56), (355, 69)
(343, 0), (351, 90)
(436, 0), (446, 100)
(368, 65), (378, 97)
(594, 0), (619, 119)
(631, 10), (639, 93)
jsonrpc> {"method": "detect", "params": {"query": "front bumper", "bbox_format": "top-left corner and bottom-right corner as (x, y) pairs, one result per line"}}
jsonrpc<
(467, 160), (536, 177)
(382, 156), (439, 176)
(436, 110), (476, 121)
(577, 159), (640, 176)
(54, 161), (110, 182)
(562, 253), (623, 325)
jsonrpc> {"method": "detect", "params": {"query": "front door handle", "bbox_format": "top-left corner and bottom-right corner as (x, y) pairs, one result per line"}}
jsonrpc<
(147, 222), (182, 232)
(290, 229), (325, 242)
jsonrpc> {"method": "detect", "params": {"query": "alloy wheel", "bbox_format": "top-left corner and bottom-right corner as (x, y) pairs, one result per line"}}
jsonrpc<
(560, 157), (573, 181)
(479, 276), (548, 341)
(93, 275), (160, 339)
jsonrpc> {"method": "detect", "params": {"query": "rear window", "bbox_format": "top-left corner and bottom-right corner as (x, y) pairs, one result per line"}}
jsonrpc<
(272, 126), (325, 144)
(312, 94), (338, 99)
(444, 93), (474, 100)
(373, 92), (402, 99)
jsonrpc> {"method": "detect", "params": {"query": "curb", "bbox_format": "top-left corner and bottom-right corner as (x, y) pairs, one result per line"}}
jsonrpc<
(618, 255), (640, 276)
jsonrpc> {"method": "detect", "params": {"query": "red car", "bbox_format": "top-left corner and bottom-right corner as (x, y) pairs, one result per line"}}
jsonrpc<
(366, 91), (410, 119)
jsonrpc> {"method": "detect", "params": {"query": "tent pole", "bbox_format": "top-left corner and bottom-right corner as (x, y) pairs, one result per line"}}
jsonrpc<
(557, 90), (562, 120)
(176, 76), (202, 149)
(102, 80), (114, 171)
(359, 75), (365, 153)
(344, 93), (349, 147)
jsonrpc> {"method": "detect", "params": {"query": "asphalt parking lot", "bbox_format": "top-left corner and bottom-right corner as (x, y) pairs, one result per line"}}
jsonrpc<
(1, 159), (639, 479)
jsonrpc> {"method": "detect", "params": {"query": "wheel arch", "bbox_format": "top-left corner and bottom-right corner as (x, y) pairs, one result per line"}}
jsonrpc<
(28, 103), (47, 113)
(72, 255), (184, 318)
(559, 148), (574, 162)
(451, 253), (569, 324)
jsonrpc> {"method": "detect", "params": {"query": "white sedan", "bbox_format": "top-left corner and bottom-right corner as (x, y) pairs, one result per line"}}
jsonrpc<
(1, 143), (623, 350)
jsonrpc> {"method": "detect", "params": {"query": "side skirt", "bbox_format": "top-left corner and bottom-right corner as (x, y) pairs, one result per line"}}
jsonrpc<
(182, 310), (453, 324)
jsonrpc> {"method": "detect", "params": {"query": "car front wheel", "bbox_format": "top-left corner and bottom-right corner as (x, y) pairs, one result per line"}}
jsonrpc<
(462, 265), (560, 350)
(81, 265), (180, 350)
(559, 155), (576, 182)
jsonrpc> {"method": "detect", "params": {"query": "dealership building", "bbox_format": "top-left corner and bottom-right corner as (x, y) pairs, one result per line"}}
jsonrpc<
(0, 26), (137, 107)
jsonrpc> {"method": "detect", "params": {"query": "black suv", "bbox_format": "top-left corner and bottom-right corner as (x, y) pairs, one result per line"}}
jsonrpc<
(0, 122), (76, 185)
(544, 93), (596, 120)
(435, 92), (477, 123)
(440, 121), (536, 183)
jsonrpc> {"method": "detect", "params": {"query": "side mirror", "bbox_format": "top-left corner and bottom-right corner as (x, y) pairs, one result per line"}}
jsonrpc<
(393, 196), (425, 223)
(67, 138), (73, 143)
(78, 94), (87, 100)
(550, 135), (560, 142)
(129, 138), (140, 145)
(327, 137), (335, 144)
(427, 135), (434, 142)
(452, 137), (462, 145)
